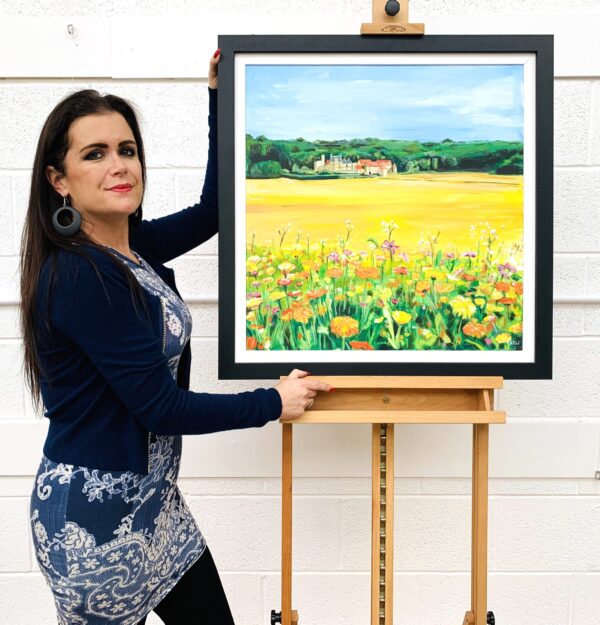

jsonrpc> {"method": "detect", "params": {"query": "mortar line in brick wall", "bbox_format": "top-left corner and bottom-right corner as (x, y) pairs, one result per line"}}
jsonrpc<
(0, 572), (46, 578)
(216, 570), (598, 575)
(0, 495), (32, 500)
(596, 427), (600, 475)
(0, 78), (211, 84)
(555, 252), (600, 257)
(502, 416), (600, 423)
(185, 493), (600, 500)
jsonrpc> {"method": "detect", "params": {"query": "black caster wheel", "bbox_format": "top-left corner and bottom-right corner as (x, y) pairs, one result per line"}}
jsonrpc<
(271, 609), (282, 625)
(487, 611), (495, 625)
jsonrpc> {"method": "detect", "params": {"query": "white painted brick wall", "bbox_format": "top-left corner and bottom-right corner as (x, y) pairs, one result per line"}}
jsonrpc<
(1, 2), (599, 624)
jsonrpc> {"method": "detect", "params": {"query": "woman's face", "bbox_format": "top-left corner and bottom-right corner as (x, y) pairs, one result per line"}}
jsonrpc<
(46, 112), (143, 224)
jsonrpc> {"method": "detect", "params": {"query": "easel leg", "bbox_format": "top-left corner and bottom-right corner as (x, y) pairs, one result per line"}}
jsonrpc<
(282, 423), (293, 625)
(471, 423), (489, 625)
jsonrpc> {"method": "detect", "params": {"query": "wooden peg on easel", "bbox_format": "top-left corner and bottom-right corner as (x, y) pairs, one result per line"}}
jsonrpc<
(361, 0), (425, 35)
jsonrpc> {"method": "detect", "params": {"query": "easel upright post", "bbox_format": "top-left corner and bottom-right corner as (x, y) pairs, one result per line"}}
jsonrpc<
(281, 423), (294, 625)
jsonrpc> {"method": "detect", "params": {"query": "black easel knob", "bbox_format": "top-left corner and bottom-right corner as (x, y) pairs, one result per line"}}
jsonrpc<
(385, 0), (400, 16)
(271, 609), (282, 624)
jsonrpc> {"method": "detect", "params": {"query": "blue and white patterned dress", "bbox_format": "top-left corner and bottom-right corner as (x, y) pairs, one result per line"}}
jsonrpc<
(30, 248), (206, 625)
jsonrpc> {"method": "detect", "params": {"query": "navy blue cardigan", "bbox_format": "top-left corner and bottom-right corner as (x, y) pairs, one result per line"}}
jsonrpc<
(35, 87), (283, 474)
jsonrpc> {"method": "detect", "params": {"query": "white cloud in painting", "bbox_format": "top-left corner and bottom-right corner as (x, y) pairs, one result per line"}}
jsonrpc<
(245, 64), (524, 142)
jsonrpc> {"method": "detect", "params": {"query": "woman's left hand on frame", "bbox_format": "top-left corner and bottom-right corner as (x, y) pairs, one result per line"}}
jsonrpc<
(209, 49), (220, 89)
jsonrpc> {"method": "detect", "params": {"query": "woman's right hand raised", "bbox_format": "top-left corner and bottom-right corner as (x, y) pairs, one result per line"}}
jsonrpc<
(274, 369), (333, 420)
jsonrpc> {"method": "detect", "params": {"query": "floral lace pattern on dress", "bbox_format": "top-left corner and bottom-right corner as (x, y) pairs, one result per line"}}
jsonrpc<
(30, 248), (205, 625)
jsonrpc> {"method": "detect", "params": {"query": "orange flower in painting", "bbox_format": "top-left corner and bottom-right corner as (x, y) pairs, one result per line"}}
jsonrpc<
(495, 281), (511, 292)
(463, 274), (476, 282)
(498, 297), (516, 305)
(483, 315), (497, 332)
(416, 280), (430, 293)
(349, 341), (375, 350)
(327, 267), (343, 278)
(462, 321), (489, 339)
(393, 266), (409, 275)
(246, 337), (258, 350)
(330, 316), (360, 338)
(512, 281), (524, 295)
(355, 266), (379, 279)
(435, 282), (454, 293)
(305, 287), (327, 300)
(281, 301), (313, 323)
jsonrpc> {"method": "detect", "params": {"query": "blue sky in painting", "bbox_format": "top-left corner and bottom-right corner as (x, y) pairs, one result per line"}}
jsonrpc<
(245, 64), (524, 142)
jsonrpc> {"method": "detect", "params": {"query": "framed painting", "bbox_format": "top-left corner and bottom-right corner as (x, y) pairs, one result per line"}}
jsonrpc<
(217, 35), (553, 380)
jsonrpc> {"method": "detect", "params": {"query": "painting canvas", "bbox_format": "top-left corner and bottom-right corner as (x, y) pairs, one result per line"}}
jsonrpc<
(218, 36), (553, 379)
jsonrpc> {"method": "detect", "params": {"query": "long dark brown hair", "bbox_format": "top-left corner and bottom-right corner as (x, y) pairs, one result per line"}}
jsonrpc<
(19, 89), (151, 418)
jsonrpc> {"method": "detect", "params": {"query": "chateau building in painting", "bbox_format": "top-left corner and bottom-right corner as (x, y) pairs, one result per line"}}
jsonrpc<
(313, 154), (398, 176)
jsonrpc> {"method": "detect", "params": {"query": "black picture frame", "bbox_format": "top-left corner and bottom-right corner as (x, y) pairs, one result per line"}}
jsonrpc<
(217, 34), (553, 380)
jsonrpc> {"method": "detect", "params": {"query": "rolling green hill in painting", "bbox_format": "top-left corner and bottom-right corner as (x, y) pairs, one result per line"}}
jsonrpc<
(245, 135), (523, 179)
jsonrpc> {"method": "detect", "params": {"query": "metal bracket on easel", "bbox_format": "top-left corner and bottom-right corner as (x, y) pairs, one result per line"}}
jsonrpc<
(361, 0), (425, 35)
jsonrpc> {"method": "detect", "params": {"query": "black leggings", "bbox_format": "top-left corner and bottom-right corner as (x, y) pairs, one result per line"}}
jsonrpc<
(137, 546), (235, 624)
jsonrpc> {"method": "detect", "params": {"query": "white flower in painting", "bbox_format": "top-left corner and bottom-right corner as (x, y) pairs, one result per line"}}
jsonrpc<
(167, 312), (182, 337)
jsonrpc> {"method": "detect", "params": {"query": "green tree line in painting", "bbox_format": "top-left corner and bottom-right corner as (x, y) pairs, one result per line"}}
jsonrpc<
(245, 134), (523, 179)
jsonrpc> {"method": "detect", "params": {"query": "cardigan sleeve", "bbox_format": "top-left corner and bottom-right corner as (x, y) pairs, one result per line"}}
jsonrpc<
(50, 252), (282, 436)
(131, 86), (218, 264)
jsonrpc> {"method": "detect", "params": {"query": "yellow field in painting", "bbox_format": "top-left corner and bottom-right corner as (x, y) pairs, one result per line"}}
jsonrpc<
(246, 172), (523, 252)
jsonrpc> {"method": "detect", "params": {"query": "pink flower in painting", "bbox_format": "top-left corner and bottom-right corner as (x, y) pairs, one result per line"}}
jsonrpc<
(381, 240), (399, 254)
(498, 263), (517, 275)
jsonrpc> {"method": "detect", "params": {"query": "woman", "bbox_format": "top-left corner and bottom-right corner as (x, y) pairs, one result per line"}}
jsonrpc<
(20, 51), (332, 625)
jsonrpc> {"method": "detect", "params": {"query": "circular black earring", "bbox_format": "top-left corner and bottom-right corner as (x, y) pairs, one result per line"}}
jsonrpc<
(52, 195), (81, 236)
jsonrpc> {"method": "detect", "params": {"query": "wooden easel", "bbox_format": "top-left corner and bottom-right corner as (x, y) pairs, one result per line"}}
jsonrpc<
(271, 376), (505, 625)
